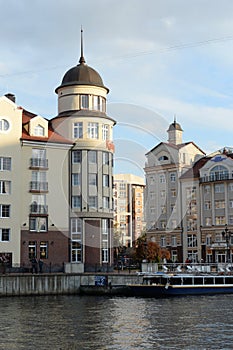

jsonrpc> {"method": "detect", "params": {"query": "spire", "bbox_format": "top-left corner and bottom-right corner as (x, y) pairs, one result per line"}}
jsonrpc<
(174, 114), (176, 125)
(79, 26), (86, 64)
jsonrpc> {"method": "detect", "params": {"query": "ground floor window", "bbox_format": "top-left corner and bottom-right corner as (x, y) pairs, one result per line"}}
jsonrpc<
(71, 218), (82, 262)
(40, 241), (48, 259)
(29, 241), (36, 260)
(102, 219), (109, 263)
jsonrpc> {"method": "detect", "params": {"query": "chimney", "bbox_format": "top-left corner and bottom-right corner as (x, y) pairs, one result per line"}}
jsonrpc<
(5, 93), (16, 103)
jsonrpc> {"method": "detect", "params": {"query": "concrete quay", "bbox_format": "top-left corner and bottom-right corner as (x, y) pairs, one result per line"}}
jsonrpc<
(0, 273), (142, 297)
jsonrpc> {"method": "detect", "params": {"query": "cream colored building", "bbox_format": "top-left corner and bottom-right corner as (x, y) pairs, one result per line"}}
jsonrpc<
(113, 174), (145, 247)
(145, 120), (205, 262)
(0, 33), (116, 272)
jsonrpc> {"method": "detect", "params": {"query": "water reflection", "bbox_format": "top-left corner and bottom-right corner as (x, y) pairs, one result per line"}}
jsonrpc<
(0, 295), (233, 349)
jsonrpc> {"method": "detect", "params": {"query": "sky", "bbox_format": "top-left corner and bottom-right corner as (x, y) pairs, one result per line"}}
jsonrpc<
(1, 0), (233, 177)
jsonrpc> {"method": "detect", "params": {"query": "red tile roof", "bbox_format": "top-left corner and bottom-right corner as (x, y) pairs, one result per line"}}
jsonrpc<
(21, 109), (73, 145)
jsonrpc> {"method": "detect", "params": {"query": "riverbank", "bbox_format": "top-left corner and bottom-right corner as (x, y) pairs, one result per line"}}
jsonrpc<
(0, 272), (142, 297)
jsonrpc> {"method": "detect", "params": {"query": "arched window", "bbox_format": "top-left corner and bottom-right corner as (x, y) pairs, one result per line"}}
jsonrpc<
(158, 155), (169, 161)
(210, 165), (229, 181)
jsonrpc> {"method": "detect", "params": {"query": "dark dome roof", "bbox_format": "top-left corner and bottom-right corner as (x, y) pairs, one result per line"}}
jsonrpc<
(62, 63), (104, 87)
(56, 60), (109, 93)
(167, 121), (183, 132)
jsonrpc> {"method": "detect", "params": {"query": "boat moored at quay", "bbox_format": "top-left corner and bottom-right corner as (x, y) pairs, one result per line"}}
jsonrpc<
(127, 272), (233, 297)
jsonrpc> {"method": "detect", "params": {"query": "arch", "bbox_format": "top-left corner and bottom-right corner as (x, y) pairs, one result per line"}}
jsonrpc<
(210, 165), (229, 181)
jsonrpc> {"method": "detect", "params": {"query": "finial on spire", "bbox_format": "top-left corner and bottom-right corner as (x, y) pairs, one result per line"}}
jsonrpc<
(174, 114), (176, 124)
(79, 26), (86, 64)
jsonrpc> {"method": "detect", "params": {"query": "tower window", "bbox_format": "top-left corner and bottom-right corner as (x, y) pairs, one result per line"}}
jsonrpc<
(102, 124), (109, 140)
(80, 95), (89, 109)
(88, 122), (99, 139)
(73, 122), (83, 139)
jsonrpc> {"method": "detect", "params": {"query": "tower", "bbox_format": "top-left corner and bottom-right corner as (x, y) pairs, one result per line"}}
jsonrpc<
(167, 117), (183, 145)
(52, 30), (116, 272)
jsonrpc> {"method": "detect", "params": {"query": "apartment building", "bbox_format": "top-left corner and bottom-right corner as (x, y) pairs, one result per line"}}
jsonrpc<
(0, 33), (116, 272)
(113, 174), (145, 247)
(145, 119), (205, 262)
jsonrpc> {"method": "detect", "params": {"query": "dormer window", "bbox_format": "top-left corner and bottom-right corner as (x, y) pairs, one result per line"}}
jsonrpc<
(34, 125), (45, 136)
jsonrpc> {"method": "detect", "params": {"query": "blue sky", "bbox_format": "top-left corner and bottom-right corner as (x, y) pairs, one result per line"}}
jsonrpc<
(1, 0), (233, 177)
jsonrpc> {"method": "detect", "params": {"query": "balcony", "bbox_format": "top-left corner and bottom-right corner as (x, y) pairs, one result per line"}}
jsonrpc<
(30, 158), (48, 169)
(30, 182), (48, 192)
(30, 204), (48, 214)
(200, 173), (231, 183)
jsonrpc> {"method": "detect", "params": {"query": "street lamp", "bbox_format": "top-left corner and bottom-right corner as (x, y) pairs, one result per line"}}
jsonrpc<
(222, 224), (233, 263)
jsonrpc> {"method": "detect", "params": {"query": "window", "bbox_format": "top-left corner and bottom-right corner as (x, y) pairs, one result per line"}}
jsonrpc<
(158, 155), (168, 161)
(0, 157), (11, 171)
(31, 148), (47, 168)
(103, 174), (109, 187)
(103, 196), (109, 209)
(0, 119), (9, 131)
(102, 125), (109, 140)
(229, 200), (233, 208)
(71, 218), (82, 262)
(88, 196), (97, 209)
(72, 173), (80, 186)
(31, 171), (47, 191)
(0, 228), (10, 241)
(161, 236), (166, 247)
(73, 122), (83, 139)
(215, 200), (225, 209)
(171, 219), (177, 229)
(88, 150), (97, 163)
(31, 195), (47, 214)
(215, 216), (225, 225)
(161, 206), (166, 214)
(88, 122), (98, 139)
(72, 196), (81, 209)
(204, 201), (211, 210)
(89, 174), (97, 186)
(34, 125), (45, 136)
(80, 94), (89, 109)
(103, 152), (109, 165)
(170, 173), (176, 182)
(29, 217), (47, 232)
(160, 190), (165, 198)
(93, 96), (105, 112)
(160, 174), (165, 183)
(204, 185), (210, 194)
(40, 241), (48, 259)
(170, 204), (176, 213)
(0, 181), (11, 194)
(0, 205), (10, 218)
(171, 189), (176, 197)
(171, 235), (177, 247)
(229, 184), (233, 192)
(28, 241), (36, 260)
(215, 184), (224, 193)
(187, 234), (197, 247)
(101, 219), (109, 263)
(210, 165), (229, 181)
(205, 217), (212, 226)
(206, 235), (212, 245)
(72, 150), (82, 163)
(160, 220), (166, 229)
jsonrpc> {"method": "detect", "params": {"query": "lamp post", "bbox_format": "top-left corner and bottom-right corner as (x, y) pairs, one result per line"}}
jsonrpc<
(222, 224), (232, 263)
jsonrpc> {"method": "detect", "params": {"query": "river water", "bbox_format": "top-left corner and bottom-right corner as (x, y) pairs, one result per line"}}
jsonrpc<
(0, 294), (232, 350)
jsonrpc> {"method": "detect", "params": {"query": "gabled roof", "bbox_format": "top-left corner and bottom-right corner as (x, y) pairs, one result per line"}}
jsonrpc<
(21, 109), (73, 145)
(146, 141), (205, 156)
(180, 157), (210, 180)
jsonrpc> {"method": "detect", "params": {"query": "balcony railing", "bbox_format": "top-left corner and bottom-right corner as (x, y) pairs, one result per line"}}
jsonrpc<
(30, 182), (48, 192)
(30, 204), (48, 214)
(200, 173), (231, 183)
(30, 158), (48, 168)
